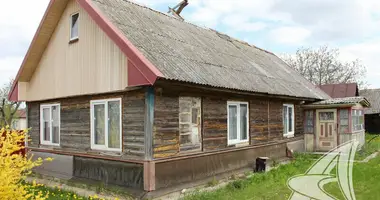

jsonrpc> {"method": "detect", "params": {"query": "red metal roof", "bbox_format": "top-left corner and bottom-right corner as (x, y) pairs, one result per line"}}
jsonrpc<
(318, 83), (359, 98)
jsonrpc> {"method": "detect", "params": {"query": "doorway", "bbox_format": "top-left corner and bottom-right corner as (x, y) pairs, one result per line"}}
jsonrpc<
(316, 109), (337, 151)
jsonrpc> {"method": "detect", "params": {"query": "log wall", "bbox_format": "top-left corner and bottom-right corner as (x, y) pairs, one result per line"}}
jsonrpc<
(26, 89), (146, 159)
(152, 85), (304, 159)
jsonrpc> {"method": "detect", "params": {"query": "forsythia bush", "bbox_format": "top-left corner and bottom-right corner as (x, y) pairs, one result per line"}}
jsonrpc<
(0, 126), (52, 200)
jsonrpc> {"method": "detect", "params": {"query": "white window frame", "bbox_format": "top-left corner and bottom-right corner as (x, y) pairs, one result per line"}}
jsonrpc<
(227, 101), (249, 145)
(352, 109), (364, 132)
(70, 12), (79, 41)
(283, 104), (295, 138)
(90, 98), (122, 152)
(40, 103), (60, 146)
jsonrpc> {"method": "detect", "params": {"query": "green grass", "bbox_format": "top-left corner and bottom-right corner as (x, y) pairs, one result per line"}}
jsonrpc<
(183, 133), (380, 200)
(29, 184), (90, 200)
(356, 133), (380, 160)
(183, 154), (316, 200)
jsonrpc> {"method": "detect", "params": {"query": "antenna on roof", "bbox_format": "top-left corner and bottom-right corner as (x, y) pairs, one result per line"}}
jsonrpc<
(167, 0), (188, 20)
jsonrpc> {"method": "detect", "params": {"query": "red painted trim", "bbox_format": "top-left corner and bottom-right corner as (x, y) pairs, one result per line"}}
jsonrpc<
(8, 0), (57, 101)
(128, 60), (151, 86)
(9, 82), (18, 102)
(77, 0), (163, 85)
(337, 108), (340, 145)
(143, 161), (156, 191)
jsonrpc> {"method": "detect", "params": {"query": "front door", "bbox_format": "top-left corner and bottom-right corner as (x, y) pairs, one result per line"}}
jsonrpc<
(316, 109), (337, 151)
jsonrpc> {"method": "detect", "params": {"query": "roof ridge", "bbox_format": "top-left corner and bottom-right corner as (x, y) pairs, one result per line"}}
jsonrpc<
(361, 88), (380, 91)
(114, 0), (276, 56)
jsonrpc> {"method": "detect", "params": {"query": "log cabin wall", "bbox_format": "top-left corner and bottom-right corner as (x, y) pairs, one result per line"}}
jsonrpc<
(152, 83), (305, 159)
(26, 89), (146, 160)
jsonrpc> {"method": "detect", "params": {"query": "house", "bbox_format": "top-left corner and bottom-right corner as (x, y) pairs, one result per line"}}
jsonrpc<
(360, 89), (380, 133)
(8, 0), (333, 195)
(302, 97), (369, 152)
(12, 109), (27, 130)
(319, 83), (359, 98)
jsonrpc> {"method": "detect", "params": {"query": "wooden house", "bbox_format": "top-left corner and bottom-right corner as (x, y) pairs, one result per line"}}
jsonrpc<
(360, 89), (380, 133)
(8, 0), (332, 195)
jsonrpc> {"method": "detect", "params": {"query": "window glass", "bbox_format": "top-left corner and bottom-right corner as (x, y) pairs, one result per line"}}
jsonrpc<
(283, 104), (294, 136)
(304, 110), (314, 133)
(227, 102), (249, 144)
(288, 107), (293, 132)
(352, 109), (364, 132)
(108, 101), (120, 149)
(91, 99), (121, 151)
(40, 104), (60, 145)
(339, 109), (349, 133)
(52, 105), (60, 144)
(70, 13), (79, 39)
(228, 105), (238, 140)
(240, 104), (248, 140)
(43, 108), (50, 141)
(94, 104), (105, 145)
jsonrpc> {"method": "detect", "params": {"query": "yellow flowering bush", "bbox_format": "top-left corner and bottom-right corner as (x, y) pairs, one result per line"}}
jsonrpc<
(0, 126), (52, 200)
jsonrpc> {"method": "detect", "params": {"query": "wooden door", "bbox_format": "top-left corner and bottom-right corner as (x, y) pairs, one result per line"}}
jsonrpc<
(316, 109), (337, 151)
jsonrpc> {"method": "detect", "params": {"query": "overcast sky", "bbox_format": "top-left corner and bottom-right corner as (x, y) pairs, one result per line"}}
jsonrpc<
(1, 0), (379, 88)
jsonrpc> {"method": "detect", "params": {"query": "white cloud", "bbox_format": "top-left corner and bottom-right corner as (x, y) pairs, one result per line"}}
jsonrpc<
(269, 27), (311, 45)
(0, 0), (48, 88)
(340, 39), (380, 88)
(222, 15), (267, 32)
(0, 57), (23, 87)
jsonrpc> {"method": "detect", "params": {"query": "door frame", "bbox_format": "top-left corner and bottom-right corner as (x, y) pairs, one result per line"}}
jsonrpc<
(315, 109), (338, 151)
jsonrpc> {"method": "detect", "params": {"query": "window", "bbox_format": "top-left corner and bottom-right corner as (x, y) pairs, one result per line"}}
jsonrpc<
(352, 109), (364, 132)
(179, 97), (202, 151)
(70, 13), (79, 40)
(304, 110), (313, 133)
(90, 98), (122, 151)
(283, 104), (294, 137)
(40, 104), (60, 145)
(227, 101), (249, 145)
(339, 109), (349, 133)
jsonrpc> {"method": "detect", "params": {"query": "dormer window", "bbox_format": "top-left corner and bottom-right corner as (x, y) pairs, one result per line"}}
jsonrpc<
(70, 13), (79, 41)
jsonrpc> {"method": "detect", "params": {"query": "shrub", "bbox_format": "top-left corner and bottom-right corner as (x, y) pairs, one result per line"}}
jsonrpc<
(0, 126), (52, 200)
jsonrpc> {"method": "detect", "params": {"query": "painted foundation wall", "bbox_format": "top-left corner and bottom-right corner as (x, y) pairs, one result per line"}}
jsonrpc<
(340, 131), (365, 148)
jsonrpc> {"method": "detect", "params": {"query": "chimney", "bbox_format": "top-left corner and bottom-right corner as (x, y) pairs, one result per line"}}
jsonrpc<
(168, 0), (188, 20)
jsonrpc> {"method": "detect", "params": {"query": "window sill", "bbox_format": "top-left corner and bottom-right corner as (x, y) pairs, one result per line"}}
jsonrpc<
(228, 141), (249, 147)
(283, 134), (295, 138)
(91, 147), (122, 153)
(40, 142), (60, 147)
(69, 37), (79, 44)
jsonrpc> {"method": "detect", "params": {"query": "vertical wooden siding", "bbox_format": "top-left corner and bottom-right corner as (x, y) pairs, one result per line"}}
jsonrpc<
(24, 0), (128, 101)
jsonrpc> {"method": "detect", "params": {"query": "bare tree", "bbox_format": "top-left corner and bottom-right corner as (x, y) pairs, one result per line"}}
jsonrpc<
(0, 80), (21, 127)
(281, 45), (367, 88)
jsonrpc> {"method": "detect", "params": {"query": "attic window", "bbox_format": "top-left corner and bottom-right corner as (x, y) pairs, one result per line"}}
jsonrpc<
(70, 13), (79, 41)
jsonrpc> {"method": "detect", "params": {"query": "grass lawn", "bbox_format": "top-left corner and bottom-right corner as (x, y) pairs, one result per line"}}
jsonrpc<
(183, 134), (380, 200)
(27, 184), (89, 200)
